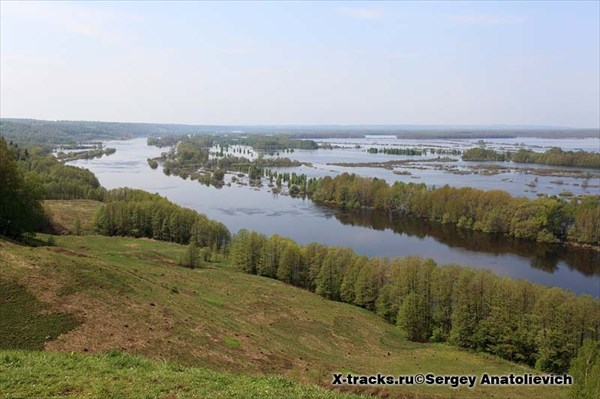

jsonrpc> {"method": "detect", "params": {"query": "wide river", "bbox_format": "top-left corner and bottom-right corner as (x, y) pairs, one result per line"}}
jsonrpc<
(69, 138), (600, 296)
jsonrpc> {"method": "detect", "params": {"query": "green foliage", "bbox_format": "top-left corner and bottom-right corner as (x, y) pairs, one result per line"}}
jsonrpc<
(512, 147), (600, 169)
(55, 146), (116, 162)
(13, 144), (106, 200)
(462, 146), (600, 168)
(0, 139), (44, 238)
(462, 147), (509, 161)
(180, 241), (201, 269)
(569, 339), (600, 399)
(94, 188), (230, 249)
(229, 230), (600, 374)
(309, 173), (599, 244)
(0, 234), (577, 398)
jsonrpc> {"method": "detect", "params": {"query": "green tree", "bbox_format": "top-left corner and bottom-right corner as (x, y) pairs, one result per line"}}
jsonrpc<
(0, 138), (44, 238)
(181, 241), (200, 269)
(569, 339), (600, 399)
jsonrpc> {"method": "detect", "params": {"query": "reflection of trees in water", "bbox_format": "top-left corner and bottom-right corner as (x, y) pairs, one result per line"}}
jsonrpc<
(332, 209), (600, 277)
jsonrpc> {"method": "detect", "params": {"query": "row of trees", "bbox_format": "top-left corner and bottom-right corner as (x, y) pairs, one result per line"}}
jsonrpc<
(147, 134), (320, 152)
(94, 188), (230, 250)
(368, 147), (463, 156)
(307, 173), (599, 245)
(229, 229), (600, 373)
(55, 146), (116, 162)
(462, 147), (600, 169)
(462, 147), (509, 161)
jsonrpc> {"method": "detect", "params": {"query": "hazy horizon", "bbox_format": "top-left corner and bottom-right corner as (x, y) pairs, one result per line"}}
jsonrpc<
(1, 1), (599, 128)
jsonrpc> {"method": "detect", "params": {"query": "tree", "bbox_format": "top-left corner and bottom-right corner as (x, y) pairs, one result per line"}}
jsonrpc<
(569, 339), (600, 399)
(353, 258), (380, 310)
(74, 218), (81, 236)
(0, 138), (44, 238)
(181, 241), (200, 269)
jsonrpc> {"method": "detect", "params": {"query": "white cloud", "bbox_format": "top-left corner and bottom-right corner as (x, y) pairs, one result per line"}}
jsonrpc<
(337, 6), (383, 20)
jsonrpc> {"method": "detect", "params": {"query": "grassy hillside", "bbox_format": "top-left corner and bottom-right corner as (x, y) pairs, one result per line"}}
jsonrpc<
(0, 350), (364, 399)
(42, 199), (103, 235)
(0, 233), (570, 399)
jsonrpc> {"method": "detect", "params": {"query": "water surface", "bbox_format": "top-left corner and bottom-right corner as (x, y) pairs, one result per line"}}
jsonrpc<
(69, 138), (600, 296)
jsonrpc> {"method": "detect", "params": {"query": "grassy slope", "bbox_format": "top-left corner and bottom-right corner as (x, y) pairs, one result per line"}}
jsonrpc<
(42, 199), (103, 235)
(3, 199), (573, 398)
(0, 350), (363, 399)
(0, 232), (570, 399)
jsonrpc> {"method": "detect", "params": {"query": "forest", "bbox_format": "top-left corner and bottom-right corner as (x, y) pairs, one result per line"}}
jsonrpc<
(0, 138), (45, 238)
(4, 139), (105, 201)
(305, 173), (599, 245)
(229, 229), (600, 373)
(95, 188), (230, 251)
(462, 147), (600, 169)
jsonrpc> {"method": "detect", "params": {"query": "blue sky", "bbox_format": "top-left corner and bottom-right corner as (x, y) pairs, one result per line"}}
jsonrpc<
(1, 1), (598, 127)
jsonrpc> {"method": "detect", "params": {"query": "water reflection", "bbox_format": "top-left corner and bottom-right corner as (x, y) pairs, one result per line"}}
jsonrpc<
(68, 138), (600, 296)
(332, 210), (600, 277)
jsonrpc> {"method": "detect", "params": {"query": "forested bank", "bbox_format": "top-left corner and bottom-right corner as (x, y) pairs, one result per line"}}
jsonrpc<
(1, 137), (229, 250)
(55, 146), (116, 162)
(95, 188), (230, 250)
(153, 135), (599, 246)
(9, 141), (106, 201)
(229, 229), (600, 374)
(462, 147), (600, 169)
(303, 173), (599, 245)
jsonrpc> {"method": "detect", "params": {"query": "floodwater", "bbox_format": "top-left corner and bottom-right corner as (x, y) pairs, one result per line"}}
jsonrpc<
(69, 137), (600, 296)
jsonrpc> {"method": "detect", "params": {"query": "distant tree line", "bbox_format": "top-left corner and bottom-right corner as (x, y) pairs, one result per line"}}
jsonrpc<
(307, 173), (599, 245)
(462, 147), (510, 161)
(94, 188), (230, 250)
(147, 134), (319, 152)
(55, 146), (116, 162)
(229, 229), (600, 374)
(147, 135), (184, 148)
(462, 147), (600, 169)
(367, 147), (462, 156)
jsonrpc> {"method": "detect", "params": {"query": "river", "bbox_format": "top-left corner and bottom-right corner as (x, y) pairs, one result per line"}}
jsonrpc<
(68, 137), (600, 296)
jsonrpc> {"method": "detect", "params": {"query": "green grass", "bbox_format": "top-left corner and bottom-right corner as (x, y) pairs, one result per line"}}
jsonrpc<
(0, 350), (364, 399)
(0, 232), (571, 399)
(0, 283), (80, 350)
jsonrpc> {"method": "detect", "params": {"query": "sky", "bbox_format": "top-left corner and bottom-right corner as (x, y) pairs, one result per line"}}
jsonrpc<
(1, 1), (599, 127)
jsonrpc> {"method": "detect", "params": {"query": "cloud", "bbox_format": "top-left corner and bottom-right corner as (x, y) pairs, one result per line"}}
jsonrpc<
(448, 14), (525, 26)
(337, 6), (383, 20)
